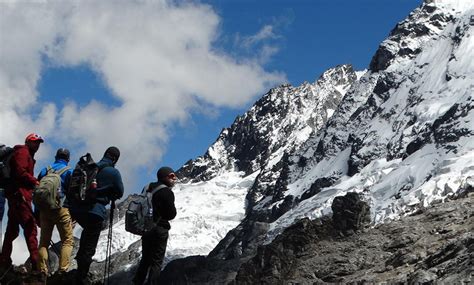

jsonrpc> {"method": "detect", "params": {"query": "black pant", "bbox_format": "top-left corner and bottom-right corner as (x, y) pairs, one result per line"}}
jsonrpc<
(133, 226), (169, 285)
(74, 214), (103, 282)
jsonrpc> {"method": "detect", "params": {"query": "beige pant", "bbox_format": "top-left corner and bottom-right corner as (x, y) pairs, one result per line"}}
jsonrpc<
(38, 207), (74, 274)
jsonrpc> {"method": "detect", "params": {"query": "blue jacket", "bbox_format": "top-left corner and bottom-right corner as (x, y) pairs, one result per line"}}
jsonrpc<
(70, 157), (124, 221)
(38, 159), (73, 207)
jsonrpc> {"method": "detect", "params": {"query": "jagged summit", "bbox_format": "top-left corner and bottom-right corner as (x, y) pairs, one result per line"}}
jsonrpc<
(177, 64), (358, 184)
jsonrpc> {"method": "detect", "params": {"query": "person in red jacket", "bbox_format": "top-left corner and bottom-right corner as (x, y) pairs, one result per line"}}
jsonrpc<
(0, 133), (43, 272)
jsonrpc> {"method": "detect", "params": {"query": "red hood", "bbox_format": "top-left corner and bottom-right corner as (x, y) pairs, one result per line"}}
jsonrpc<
(14, 144), (34, 158)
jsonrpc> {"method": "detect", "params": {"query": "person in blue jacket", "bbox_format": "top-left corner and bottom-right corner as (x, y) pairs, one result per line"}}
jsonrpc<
(36, 148), (74, 280)
(70, 146), (124, 285)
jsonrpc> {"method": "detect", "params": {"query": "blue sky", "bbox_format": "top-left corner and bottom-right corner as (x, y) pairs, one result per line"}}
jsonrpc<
(1, 0), (421, 193)
(161, 0), (422, 170)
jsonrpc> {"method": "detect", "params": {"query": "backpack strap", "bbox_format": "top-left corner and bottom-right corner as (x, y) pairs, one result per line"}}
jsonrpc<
(55, 166), (71, 176)
(146, 184), (168, 209)
(47, 165), (70, 176)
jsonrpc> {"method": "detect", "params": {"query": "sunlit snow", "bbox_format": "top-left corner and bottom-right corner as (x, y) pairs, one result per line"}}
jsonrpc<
(92, 171), (255, 262)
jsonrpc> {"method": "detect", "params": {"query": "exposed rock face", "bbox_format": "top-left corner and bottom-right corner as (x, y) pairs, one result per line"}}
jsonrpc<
(177, 64), (358, 185)
(331, 192), (371, 235)
(240, 193), (473, 284)
(160, 192), (473, 284)
(369, 2), (452, 72)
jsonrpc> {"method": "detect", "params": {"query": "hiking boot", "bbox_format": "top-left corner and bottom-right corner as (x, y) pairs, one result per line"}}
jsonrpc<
(48, 270), (69, 285)
(22, 270), (47, 284)
(0, 263), (13, 281)
(15, 264), (28, 275)
(74, 271), (93, 285)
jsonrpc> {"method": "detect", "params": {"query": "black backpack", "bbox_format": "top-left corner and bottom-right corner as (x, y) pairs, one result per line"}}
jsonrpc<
(67, 153), (100, 205)
(0, 144), (14, 188)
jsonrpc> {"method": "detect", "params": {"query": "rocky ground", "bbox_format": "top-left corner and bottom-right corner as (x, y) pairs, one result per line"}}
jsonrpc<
(160, 191), (473, 284)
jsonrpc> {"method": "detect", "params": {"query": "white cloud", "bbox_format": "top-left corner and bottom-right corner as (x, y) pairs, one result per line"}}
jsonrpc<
(241, 25), (279, 49)
(0, 0), (286, 191)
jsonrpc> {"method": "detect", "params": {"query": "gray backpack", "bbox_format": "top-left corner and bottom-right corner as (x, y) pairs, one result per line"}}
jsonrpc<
(125, 184), (167, 235)
(0, 144), (14, 183)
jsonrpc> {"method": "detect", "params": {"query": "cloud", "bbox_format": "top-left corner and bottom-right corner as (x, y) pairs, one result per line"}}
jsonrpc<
(0, 0), (286, 191)
(235, 22), (289, 65)
(241, 25), (279, 49)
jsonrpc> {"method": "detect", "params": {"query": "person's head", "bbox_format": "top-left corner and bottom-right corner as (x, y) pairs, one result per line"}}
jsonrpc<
(55, 148), (70, 162)
(104, 146), (120, 165)
(157, 166), (177, 188)
(25, 133), (44, 154)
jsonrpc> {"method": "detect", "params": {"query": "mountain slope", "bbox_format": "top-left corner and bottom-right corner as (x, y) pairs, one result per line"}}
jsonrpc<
(81, 63), (360, 281)
(264, 0), (474, 240)
(57, 0), (473, 283)
(155, 0), (474, 283)
(235, 191), (473, 284)
(178, 64), (358, 184)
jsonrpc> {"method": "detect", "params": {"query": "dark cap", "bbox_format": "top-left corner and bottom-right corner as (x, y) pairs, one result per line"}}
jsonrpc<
(55, 148), (70, 162)
(157, 166), (175, 181)
(104, 146), (120, 163)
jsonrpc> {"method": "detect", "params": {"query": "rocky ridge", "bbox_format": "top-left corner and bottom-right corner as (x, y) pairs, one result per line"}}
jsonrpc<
(159, 189), (473, 284)
(177, 64), (358, 184)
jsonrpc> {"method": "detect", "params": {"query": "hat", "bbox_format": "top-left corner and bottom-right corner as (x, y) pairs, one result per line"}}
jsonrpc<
(157, 166), (175, 181)
(104, 146), (120, 162)
(25, 133), (44, 143)
(55, 148), (70, 162)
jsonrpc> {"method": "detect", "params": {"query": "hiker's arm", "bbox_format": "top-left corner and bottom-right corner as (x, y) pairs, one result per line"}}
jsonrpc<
(37, 167), (47, 181)
(113, 170), (124, 200)
(96, 169), (124, 200)
(12, 148), (38, 187)
(62, 169), (72, 192)
(157, 189), (176, 220)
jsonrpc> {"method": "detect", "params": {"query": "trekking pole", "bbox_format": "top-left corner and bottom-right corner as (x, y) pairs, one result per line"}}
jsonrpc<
(107, 200), (115, 283)
(103, 200), (115, 285)
(0, 187), (5, 253)
(0, 219), (2, 253)
(49, 240), (60, 257)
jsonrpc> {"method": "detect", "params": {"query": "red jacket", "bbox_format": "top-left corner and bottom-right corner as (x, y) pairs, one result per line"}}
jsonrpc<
(7, 145), (38, 202)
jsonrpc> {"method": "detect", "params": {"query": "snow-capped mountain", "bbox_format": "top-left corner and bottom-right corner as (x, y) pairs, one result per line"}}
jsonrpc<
(178, 64), (357, 184)
(261, 0), (474, 240)
(88, 63), (359, 269)
(76, 0), (473, 283)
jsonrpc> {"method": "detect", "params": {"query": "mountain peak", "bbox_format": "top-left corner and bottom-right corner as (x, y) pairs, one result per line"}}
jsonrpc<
(177, 64), (359, 183)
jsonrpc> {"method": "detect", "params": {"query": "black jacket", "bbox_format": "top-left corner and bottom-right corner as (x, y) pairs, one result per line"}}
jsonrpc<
(147, 181), (176, 230)
(70, 157), (124, 221)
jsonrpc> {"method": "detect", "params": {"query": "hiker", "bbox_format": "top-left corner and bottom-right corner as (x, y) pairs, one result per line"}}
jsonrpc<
(0, 133), (43, 272)
(36, 148), (74, 280)
(69, 146), (124, 285)
(133, 166), (177, 285)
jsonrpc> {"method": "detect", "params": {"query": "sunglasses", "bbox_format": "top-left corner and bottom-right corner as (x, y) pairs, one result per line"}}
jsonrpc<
(27, 134), (44, 141)
(167, 173), (179, 183)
